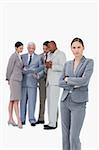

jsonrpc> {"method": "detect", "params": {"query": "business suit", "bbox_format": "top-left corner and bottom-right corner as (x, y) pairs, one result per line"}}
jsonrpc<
(6, 52), (23, 100)
(20, 53), (44, 124)
(46, 49), (66, 127)
(59, 56), (94, 150)
(38, 53), (47, 122)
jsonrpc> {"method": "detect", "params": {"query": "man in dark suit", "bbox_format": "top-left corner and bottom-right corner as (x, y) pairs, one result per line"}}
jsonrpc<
(36, 41), (50, 124)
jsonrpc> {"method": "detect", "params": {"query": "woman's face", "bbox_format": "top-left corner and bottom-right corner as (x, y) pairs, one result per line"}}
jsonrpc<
(16, 46), (23, 53)
(71, 41), (84, 58)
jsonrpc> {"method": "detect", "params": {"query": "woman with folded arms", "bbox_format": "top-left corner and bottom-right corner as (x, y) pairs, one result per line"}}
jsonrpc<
(59, 38), (94, 150)
(6, 41), (24, 128)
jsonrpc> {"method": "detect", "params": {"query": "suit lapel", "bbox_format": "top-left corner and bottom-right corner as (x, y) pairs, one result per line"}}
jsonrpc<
(49, 49), (59, 61)
(15, 52), (23, 66)
(69, 61), (74, 76)
(25, 54), (28, 65)
(31, 53), (36, 64)
(74, 56), (86, 76)
(40, 53), (45, 64)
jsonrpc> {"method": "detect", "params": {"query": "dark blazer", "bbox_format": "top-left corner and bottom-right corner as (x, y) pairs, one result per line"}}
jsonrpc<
(39, 53), (47, 80)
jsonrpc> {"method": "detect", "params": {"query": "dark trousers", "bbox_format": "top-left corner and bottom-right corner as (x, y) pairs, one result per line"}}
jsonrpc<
(38, 77), (46, 121)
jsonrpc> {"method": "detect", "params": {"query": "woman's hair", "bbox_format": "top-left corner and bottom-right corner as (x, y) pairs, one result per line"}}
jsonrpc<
(71, 37), (84, 47)
(15, 41), (23, 48)
(43, 41), (50, 46)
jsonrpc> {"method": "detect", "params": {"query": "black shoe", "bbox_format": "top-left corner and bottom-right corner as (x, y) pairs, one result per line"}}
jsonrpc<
(31, 123), (36, 126)
(22, 121), (25, 125)
(56, 122), (58, 128)
(44, 124), (49, 128)
(36, 120), (45, 124)
(44, 125), (57, 130)
(44, 122), (57, 128)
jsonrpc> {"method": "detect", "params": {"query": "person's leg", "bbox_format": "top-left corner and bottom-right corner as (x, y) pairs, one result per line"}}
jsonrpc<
(8, 80), (17, 125)
(8, 101), (16, 125)
(48, 86), (60, 127)
(47, 85), (51, 125)
(38, 79), (46, 122)
(70, 107), (86, 150)
(13, 100), (22, 128)
(61, 100), (71, 150)
(28, 87), (37, 124)
(20, 87), (28, 124)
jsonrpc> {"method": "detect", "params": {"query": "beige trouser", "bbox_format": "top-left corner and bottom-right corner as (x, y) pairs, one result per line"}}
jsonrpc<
(47, 84), (60, 127)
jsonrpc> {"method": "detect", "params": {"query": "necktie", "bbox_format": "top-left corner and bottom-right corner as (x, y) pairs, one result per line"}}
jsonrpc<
(45, 53), (48, 63)
(28, 55), (32, 65)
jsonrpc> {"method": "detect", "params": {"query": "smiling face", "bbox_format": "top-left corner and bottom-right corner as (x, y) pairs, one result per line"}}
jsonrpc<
(71, 41), (84, 58)
(48, 42), (57, 53)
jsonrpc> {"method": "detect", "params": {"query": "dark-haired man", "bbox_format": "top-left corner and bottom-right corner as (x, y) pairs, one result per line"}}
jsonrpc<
(36, 41), (50, 124)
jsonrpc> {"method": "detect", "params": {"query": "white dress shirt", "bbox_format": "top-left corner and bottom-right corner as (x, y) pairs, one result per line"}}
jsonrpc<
(28, 53), (34, 64)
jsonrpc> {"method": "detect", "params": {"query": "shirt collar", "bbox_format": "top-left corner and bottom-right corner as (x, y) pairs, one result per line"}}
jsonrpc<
(28, 53), (34, 58)
(44, 52), (49, 56)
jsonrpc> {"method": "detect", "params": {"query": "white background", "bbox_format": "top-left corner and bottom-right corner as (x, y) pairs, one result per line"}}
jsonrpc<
(0, 1), (98, 150)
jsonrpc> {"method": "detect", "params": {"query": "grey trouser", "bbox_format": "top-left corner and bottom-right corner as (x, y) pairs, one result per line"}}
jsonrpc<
(20, 87), (37, 123)
(61, 94), (86, 150)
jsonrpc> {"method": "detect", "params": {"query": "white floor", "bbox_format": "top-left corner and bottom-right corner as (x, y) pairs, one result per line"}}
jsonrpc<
(0, 81), (98, 150)
(1, 123), (99, 150)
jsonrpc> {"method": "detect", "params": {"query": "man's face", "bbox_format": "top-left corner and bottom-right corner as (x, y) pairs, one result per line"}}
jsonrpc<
(43, 45), (49, 53)
(48, 42), (56, 53)
(27, 45), (35, 55)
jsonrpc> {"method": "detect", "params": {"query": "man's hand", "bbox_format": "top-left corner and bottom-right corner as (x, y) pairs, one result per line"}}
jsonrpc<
(33, 73), (39, 79)
(45, 61), (52, 69)
(64, 76), (68, 82)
